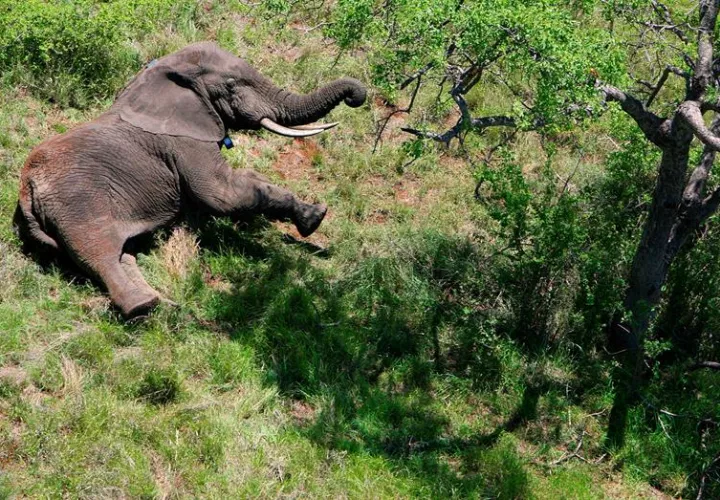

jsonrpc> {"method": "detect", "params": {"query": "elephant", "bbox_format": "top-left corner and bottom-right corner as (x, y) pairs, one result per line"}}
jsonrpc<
(14, 41), (367, 318)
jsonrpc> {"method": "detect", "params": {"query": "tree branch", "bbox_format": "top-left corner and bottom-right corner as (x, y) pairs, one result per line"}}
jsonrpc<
(689, 0), (720, 99)
(640, 21), (691, 44)
(401, 115), (517, 145)
(400, 62), (434, 90)
(673, 185), (720, 252)
(684, 116), (720, 204)
(678, 100), (720, 151)
(649, 0), (691, 43)
(373, 75), (424, 152)
(689, 361), (720, 371)
(601, 84), (671, 147)
(696, 451), (720, 500)
(646, 65), (691, 107)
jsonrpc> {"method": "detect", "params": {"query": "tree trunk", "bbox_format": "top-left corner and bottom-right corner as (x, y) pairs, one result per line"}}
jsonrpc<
(606, 138), (692, 448)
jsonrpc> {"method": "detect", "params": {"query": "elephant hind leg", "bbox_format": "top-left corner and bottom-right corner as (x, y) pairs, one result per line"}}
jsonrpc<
(119, 253), (162, 314)
(63, 226), (159, 317)
(88, 254), (160, 318)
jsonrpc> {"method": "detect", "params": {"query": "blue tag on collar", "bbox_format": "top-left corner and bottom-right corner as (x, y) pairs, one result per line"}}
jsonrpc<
(221, 136), (234, 149)
(146, 59), (158, 69)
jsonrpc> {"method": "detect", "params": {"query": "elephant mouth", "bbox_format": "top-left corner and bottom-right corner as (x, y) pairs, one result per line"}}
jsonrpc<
(259, 118), (338, 138)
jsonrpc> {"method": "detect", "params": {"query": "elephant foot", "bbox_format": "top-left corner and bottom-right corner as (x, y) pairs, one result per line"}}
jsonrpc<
(118, 291), (160, 319)
(294, 203), (327, 237)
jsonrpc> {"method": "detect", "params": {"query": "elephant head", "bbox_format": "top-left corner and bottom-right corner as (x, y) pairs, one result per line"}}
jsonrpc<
(113, 42), (367, 141)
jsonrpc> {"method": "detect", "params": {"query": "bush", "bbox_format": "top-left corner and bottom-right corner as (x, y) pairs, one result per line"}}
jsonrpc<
(0, 0), (198, 107)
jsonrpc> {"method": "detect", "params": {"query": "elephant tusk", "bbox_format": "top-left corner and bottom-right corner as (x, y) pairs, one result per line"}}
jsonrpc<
(260, 118), (324, 137)
(292, 122), (339, 131)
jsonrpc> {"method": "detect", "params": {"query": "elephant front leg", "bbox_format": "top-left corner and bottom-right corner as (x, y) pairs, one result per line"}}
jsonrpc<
(187, 166), (327, 237)
(249, 178), (327, 237)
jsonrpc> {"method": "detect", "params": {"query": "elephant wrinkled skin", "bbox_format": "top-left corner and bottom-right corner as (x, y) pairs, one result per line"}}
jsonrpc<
(14, 42), (367, 318)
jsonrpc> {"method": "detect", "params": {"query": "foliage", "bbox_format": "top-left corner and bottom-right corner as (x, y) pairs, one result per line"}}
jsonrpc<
(466, 109), (657, 351)
(327, 0), (626, 131)
(0, 0), (200, 107)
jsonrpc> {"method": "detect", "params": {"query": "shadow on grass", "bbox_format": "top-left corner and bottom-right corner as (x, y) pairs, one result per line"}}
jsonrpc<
(14, 212), (594, 494)
(14, 211), (587, 495)
(198, 221), (552, 497)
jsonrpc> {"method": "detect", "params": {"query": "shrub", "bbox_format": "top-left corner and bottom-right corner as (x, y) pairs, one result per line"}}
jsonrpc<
(0, 0), (198, 107)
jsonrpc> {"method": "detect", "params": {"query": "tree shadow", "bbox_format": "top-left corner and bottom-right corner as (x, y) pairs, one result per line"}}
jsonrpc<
(200, 225), (558, 496)
(17, 212), (585, 494)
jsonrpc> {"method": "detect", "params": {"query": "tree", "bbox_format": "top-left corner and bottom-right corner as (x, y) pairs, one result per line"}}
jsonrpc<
(600, 0), (720, 447)
(325, 0), (720, 448)
(327, 0), (624, 146)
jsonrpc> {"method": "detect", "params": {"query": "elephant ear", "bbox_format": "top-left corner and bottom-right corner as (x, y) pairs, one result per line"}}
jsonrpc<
(117, 62), (224, 142)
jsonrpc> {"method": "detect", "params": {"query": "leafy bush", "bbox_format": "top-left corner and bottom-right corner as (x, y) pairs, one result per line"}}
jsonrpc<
(0, 0), (198, 107)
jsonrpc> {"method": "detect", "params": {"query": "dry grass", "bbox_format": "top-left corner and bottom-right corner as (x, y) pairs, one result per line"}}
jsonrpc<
(161, 227), (199, 280)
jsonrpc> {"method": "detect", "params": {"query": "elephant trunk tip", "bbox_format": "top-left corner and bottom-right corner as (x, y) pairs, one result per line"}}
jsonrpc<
(342, 78), (367, 108)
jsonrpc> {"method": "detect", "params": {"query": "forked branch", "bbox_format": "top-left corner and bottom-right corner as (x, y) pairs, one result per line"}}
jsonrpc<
(601, 84), (671, 147)
(401, 115), (517, 146)
(690, 0), (720, 98)
(678, 101), (720, 151)
(646, 65), (691, 107)
(683, 116), (720, 204)
(648, 0), (691, 43)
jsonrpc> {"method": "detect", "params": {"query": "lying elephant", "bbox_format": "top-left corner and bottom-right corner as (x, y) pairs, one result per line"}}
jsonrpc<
(14, 42), (366, 318)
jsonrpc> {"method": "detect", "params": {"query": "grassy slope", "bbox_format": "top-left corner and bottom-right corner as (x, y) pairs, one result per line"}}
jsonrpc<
(0, 5), (682, 499)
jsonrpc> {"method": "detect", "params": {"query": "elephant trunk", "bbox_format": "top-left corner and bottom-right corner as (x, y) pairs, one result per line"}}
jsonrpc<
(271, 78), (366, 126)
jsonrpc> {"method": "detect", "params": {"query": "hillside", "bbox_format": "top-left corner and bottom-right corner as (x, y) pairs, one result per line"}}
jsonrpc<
(1, 1), (718, 498)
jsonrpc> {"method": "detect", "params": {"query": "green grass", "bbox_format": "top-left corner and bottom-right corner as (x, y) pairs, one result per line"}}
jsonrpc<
(1, 1), (718, 498)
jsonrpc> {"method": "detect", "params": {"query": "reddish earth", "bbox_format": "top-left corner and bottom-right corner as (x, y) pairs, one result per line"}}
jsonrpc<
(203, 270), (233, 293)
(393, 179), (418, 204)
(273, 138), (323, 181)
(0, 365), (28, 387)
(231, 134), (271, 161)
(366, 209), (390, 224)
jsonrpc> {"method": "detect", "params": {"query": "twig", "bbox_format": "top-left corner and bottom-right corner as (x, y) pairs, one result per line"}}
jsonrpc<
(646, 65), (690, 107)
(551, 430), (586, 465)
(399, 62), (435, 90)
(373, 76), (423, 152)
(558, 151), (585, 199)
(696, 452), (720, 500)
(298, 22), (329, 33)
